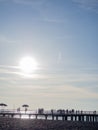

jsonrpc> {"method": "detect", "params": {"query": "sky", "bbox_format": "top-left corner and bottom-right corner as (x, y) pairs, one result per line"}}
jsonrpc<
(0, 0), (98, 111)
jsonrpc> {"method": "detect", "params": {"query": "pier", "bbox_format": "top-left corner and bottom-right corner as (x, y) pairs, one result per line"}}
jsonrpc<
(0, 110), (98, 122)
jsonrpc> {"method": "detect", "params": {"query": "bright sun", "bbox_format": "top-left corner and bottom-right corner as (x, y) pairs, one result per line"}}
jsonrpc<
(19, 56), (38, 74)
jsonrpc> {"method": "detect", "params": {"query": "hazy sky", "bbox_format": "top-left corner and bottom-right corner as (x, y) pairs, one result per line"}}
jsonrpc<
(0, 0), (98, 111)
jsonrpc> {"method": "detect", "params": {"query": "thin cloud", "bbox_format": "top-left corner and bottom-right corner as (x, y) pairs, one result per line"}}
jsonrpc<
(13, 0), (46, 7)
(72, 0), (98, 13)
(0, 64), (97, 83)
(0, 35), (20, 45)
(0, 0), (7, 2)
(0, 64), (97, 95)
(0, 0), (46, 12)
(0, 0), (66, 23)
(38, 84), (98, 99)
(13, 0), (66, 23)
(0, 64), (18, 69)
(42, 17), (65, 23)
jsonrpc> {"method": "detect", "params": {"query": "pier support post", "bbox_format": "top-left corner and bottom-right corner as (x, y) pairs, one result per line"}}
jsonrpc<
(45, 115), (48, 120)
(3, 114), (5, 117)
(81, 116), (84, 121)
(29, 115), (31, 119)
(93, 116), (95, 122)
(11, 114), (14, 118)
(86, 116), (89, 122)
(52, 116), (54, 120)
(71, 115), (73, 121)
(65, 116), (67, 121)
(95, 116), (97, 122)
(62, 116), (65, 121)
(75, 116), (77, 121)
(56, 116), (58, 120)
(96, 116), (98, 122)
(20, 114), (21, 118)
(79, 116), (81, 121)
(90, 116), (92, 122)
(35, 115), (37, 119)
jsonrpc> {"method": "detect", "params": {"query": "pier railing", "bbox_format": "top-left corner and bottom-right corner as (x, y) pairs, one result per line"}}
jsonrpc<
(0, 109), (98, 122)
(0, 109), (98, 115)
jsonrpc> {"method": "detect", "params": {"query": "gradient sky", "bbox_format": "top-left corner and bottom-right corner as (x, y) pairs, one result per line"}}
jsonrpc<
(0, 0), (98, 111)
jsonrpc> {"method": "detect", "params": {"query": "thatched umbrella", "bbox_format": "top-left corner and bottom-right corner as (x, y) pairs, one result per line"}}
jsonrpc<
(22, 104), (29, 113)
(0, 103), (7, 111)
(0, 103), (7, 107)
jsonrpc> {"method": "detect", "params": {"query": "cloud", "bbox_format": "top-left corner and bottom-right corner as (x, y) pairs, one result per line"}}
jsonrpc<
(0, 35), (20, 45)
(0, 0), (7, 2)
(0, 64), (97, 83)
(0, 63), (97, 98)
(0, 0), (46, 4)
(13, 0), (66, 23)
(0, 35), (13, 44)
(13, 0), (46, 8)
(0, 0), (46, 12)
(0, 64), (97, 110)
(0, 0), (66, 23)
(42, 17), (65, 23)
(72, 0), (98, 13)
(52, 85), (98, 99)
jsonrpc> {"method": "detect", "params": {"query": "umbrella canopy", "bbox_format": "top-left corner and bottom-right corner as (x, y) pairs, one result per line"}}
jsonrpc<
(0, 103), (7, 111)
(22, 104), (29, 107)
(0, 103), (7, 107)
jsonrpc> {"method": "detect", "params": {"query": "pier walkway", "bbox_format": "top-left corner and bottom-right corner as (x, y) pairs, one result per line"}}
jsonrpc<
(0, 110), (98, 122)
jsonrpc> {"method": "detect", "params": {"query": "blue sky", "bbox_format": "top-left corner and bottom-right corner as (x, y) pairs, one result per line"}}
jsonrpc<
(0, 0), (98, 111)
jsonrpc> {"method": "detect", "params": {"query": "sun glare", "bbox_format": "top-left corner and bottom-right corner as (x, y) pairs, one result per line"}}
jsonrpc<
(19, 56), (38, 74)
